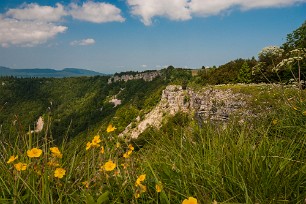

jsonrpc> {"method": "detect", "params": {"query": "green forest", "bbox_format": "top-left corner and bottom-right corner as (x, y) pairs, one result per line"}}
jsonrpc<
(0, 21), (306, 203)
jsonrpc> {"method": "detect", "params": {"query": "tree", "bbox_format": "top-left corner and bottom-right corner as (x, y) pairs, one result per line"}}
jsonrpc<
(238, 61), (252, 83)
(258, 46), (284, 67)
(283, 21), (306, 51)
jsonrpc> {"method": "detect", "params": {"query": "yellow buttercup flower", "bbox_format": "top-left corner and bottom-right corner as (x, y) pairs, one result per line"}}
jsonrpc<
(100, 146), (105, 154)
(103, 160), (116, 171)
(14, 162), (27, 171)
(82, 181), (89, 188)
(50, 147), (63, 158)
(54, 168), (66, 178)
(134, 193), (140, 199)
(27, 148), (43, 158)
(302, 110), (306, 116)
(86, 142), (92, 150)
(139, 183), (146, 192)
(123, 150), (133, 158)
(91, 135), (101, 147)
(116, 142), (121, 148)
(272, 119), (278, 125)
(182, 197), (198, 204)
(155, 183), (162, 192)
(135, 174), (146, 186)
(128, 144), (134, 151)
(106, 124), (116, 133)
(7, 155), (18, 164)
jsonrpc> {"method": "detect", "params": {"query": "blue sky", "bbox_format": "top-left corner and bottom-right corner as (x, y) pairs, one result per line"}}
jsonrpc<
(0, 0), (305, 74)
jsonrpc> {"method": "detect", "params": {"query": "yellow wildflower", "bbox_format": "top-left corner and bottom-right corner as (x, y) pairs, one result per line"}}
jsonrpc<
(91, 135), (101, 147)
(134, 193), (140, 199)
(86, 142), (92, 150)
(155, 183), (162, 192)
(47, 161), (60, 167)
(14, 162), (27, 171)
(82, 181), (89, 188)
(27, 148), (43, 158)
(139, 183), (146, 193)
(100, 146), (105, 154)
(116, 142), (121, 148)
(7, 155), (18, 164)
(123, 150), (133, 158)
(128, 144), (134, 151)
(106, 124), (116, 133)
(135, 174), (146, 186)
(302, 110), (306, 116)
(50, 147), (63, 158)
(182, 197), (198, 204)
(103, 160), (116, 171)
(272, 119), (278, 125)
(54, 168), (66, 178)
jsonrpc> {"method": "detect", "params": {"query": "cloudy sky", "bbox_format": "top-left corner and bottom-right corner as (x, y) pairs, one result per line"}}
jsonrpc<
(0, 0), (305, 73)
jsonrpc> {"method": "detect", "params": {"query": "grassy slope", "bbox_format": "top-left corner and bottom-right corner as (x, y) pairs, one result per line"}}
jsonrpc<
(1, 78), (306, 203)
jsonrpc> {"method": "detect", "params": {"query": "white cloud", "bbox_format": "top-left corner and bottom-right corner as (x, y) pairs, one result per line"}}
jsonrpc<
(0, 3), (67, 47)
(6, 3), (67, 22)
(0, 2), (125, 47)
(189, 0), (306, 16)
(0, 16), (67, 47)
(239, 0), (306, 10)
(69, 2), (125, 23)
(70, 38), (95, 46)
(127, 0), (191, 26)
(127, 0), (306, 25)
(141, 64), (147, 68)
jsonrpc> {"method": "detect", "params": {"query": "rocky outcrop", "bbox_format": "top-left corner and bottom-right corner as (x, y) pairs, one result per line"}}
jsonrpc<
(108, 71), (161, 84)
(109, 98), (121, 107)
(120, 85), (249, 139)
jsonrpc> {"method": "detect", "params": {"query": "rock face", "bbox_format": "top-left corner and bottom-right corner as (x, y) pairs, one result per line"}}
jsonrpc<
(119, 85), (248, 139)
(108, 71), (161, 84)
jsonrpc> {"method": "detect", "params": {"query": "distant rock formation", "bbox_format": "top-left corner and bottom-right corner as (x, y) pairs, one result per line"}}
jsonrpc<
(108, 71), (161, 84)
(120, 85), (249, 139)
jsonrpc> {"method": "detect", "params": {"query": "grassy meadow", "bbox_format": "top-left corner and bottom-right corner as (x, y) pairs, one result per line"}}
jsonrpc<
(1, 83), (306, 203)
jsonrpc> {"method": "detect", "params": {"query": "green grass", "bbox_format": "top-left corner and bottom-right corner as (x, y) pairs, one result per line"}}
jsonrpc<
(1, 86), (306, 203)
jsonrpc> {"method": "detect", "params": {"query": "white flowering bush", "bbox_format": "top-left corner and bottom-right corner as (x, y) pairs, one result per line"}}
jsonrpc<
(275, 48), (306, 71)
(258, 46), (284, 65)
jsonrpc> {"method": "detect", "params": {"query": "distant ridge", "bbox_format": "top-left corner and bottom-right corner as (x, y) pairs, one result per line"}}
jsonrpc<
(0, 66), (106, 78)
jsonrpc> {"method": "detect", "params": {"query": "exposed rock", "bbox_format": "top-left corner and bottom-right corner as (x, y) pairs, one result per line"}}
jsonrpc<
(109, 98), (121, 107)
(108, 71), (161, 84)
(120, 85), (249, 139)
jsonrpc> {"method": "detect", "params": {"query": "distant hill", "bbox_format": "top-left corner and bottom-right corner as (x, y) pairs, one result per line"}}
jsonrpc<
(0, 66), (106, 78)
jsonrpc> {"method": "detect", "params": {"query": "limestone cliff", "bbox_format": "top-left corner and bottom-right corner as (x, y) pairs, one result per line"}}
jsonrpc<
(108, 71), (161, 84)
(120, 85), (249, 139)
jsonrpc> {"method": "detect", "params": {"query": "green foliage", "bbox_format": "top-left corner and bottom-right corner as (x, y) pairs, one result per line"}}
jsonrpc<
(111, 105), (139, 133)
(0, 76), (167, 142)
(161, 66), (192, 85)
(195, 58), (257, 85)
(283, 20), (306, 51)
(238, 61), (252, 83)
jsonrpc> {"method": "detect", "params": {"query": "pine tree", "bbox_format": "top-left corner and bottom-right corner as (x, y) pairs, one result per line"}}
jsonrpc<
(238, 61), (252, 83)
